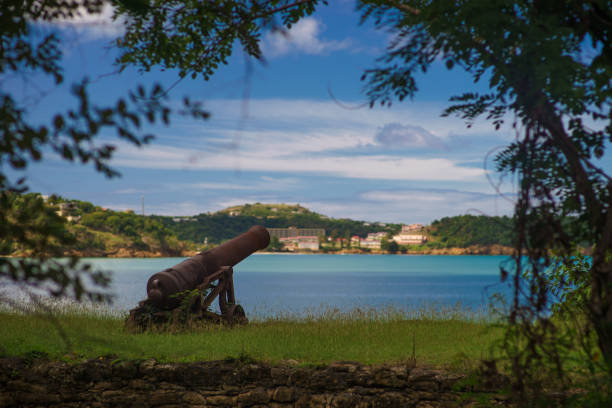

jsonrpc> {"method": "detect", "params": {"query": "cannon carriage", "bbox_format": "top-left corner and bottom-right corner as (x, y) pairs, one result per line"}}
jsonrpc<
(126, 226), (270, 330)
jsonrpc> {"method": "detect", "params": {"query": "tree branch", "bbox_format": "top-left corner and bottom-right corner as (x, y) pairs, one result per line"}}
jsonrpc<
(389, 1), (421, 16)
(535, 99), (602, 222)
(256, 0), (318, 19)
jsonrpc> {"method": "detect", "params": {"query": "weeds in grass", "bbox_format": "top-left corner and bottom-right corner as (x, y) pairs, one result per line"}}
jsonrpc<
(0, 297), (500, 366)
(0, 293), (124, 319)
(248, 302), (493, 324)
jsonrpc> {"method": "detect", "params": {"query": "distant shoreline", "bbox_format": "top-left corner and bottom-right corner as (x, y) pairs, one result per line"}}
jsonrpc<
(23, 244), (512, 258)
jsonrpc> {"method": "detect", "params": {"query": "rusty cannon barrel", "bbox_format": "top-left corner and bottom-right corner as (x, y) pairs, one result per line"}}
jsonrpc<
(146, 225), (270, 309)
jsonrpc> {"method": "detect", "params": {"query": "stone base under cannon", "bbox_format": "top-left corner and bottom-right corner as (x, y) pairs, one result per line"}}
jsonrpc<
(125, 266), (248, 331)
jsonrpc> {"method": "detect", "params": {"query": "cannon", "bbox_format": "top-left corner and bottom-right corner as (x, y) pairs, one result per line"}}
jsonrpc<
(127, 225), (270, 329)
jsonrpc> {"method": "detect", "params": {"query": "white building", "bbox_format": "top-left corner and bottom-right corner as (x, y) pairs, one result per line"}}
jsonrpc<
(296, 236), (319, 250)
(360, 239), (381, 249)
(268, 227), (324, 251)
(279, 236), (320, 251)
(391, 224), (427, 245)
(367, 232), (387, 240)
(359, 231), (387, 249)
(392, 233), (427, 245)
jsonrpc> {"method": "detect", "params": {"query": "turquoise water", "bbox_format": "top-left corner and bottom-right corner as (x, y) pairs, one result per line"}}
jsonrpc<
(83, 254), (513, 316)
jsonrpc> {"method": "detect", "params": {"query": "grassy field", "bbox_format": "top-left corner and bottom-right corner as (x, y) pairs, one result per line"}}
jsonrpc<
(0, 301), (501, 367)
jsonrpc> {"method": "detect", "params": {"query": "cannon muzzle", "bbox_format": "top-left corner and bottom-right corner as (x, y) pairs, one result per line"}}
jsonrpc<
(146, 225), (270, 309)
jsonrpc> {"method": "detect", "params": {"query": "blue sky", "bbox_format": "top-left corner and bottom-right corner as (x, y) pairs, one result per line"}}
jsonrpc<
(8, 1), (522, 224)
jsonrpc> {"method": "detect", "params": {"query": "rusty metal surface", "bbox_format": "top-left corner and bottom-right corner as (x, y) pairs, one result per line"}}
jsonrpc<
(146, 225), (269, 309)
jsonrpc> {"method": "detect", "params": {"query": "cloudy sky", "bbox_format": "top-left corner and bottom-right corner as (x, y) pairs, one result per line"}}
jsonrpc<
(7, 1), (522, 224)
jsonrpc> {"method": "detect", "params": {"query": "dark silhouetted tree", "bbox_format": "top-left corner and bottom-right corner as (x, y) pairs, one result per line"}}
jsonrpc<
(1, 0), (323, 302)
(359, 0), (611, 401)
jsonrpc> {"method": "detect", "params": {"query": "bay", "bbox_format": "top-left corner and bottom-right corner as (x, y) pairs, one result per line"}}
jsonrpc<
(84, 254), (513, 317)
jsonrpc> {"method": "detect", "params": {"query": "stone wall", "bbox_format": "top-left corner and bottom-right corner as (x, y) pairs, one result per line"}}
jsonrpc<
(0, 357), (510, 407)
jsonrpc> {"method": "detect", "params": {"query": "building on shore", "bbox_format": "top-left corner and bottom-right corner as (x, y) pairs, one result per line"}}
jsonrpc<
(267, 227), (325, 251)
(367, 232), (387, 240)
(360, 238), (381, 249)
(359, 232), (387, 249)
(281, 236), (320, 251)
(392, 234), (427, 245)
(393, 224), (427, 245)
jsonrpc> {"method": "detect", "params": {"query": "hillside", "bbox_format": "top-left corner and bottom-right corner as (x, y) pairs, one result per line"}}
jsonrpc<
(217, 203), (316, 218)
(161, 203), (401, 245)
(1, 193), (195, 257)
(425, 215), (514, 248)
(162, 204), (515, 251)
(2, 194), (516, 256)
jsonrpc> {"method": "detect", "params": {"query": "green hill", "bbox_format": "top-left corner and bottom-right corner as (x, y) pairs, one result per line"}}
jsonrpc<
(217, 203), (315, 218)
(3, 194), (517, 256)
(426, 215), (514, 248)
(1, 193), (192, 257)
(160, 203), (400, 245)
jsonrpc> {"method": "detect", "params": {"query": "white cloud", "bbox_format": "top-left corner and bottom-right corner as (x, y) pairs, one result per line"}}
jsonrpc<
(101, 200), (210, 216)
(375, 123), (446, 149)
(143, 201), (205, 217)
(158, 101), (509, 181)
(262, 17), (351, 57)
(301, 188), (515, 224)
(201, 98), (512, 143)
(362, 189), (515, 221)
(109, 177), (301, 197)
(99, 187), (515, 221)
(93, 97), (508, 183)
(178, 182), (255, 191)
(114, 182), (256, 194)
(361, 189), (516, 206)
(112, 188), (149, 194)
(164, 177), (300, 192)
(112, 141), (484, 181)
(50, 3), (125, 40)
(62, 96), (519, 198)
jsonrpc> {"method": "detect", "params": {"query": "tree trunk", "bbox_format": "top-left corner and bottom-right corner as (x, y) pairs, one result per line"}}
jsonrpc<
(535, 99), (612, 370)
(590, 191), (612, 371)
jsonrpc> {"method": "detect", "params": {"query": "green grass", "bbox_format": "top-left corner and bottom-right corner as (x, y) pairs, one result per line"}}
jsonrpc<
(0, 301), (502, 366)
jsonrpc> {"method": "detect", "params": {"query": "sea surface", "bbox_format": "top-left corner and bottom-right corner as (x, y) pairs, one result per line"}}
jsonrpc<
(81, 254), (513, 317)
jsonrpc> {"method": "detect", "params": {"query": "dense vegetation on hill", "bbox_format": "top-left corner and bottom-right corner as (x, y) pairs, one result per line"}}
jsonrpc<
(162, 203), (400, 244)
(2, 195), (516, 255)
(1, 193), (188, 256)
(426, 215), (514, 248)
(0, 192), (72, 256)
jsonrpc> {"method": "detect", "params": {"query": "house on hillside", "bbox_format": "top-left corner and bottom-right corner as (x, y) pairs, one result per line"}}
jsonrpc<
(360, 232), (387, 249)
(267, 227), (325, 251)
(392, 234), (427, 245)
(393, 224), (427, 245)
(57, 202), (81, 222)
(360, 238), (381, 249)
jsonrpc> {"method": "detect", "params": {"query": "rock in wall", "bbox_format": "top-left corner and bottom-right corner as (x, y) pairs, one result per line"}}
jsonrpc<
(0, 357), (511, 407)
